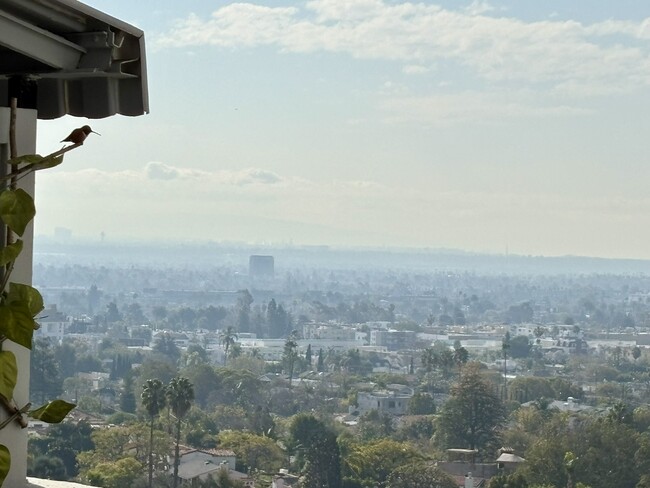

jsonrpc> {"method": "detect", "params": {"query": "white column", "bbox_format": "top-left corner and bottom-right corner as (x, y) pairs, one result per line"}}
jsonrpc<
(0, 106), (37, 487)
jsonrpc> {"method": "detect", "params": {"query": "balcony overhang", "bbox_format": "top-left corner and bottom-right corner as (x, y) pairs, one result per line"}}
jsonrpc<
(0, 0), (149, 119)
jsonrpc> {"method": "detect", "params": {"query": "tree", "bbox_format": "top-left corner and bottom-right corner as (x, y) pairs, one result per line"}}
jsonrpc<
(305, 344), (313, 368)
(29, 455), (67, 481)
(289, 414), (341, 488)
(153, 333), (181, 364)
(421, 347), (440, 394)
(86, 457), (142, 488)
(120, 373), (137, 414)
(453, 345), (469, 373)
(30, 338), (64, 404)
(342, 439), (422, 487)
(219, 326), (238, 366)
(141, 379), (167, 488)
(317, 348), (325, 372)
(236, 289), (254, 332)
(386, 463), (457, 488)
(105, 301), (122, 323)
(217, 431), (285, 473)
(283, 331), (299, 388)
(166, 376), (195, 488)
(408, 392), (436, 415)
(436, 362), (504, 451)
(509, 335), (532, 358)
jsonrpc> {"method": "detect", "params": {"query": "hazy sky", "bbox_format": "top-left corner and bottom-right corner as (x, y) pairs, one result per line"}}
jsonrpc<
(34, 0), (650, 259)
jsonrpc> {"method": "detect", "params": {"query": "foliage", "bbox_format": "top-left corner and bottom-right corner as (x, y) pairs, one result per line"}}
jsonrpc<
(0, 164), (76, 485)
(29, 455), (67, 481)
(385, 463), (457, 488)
(217, 430), (285, 473)
(341, 439), (422, 487)
(289, 414), (341, 487)
(166, 376), (194, 488)
(435, 362), (505, 451)
(408, 392), (436, 415)
(86, 457), (143, 488)
(142, 378), (167, 487)
(358, 409), (394, 441)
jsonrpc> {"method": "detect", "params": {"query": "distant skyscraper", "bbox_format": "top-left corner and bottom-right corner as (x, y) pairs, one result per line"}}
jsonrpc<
(249, 255), (274, 277)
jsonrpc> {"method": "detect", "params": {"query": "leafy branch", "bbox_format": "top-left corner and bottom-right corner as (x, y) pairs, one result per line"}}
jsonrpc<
(0, 98), (81, 486)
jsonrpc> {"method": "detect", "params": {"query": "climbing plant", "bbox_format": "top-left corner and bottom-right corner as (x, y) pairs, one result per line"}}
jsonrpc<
(0, 108), (82, 486)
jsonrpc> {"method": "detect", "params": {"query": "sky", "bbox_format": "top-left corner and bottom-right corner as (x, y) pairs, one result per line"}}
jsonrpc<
(33, 0), (650, 259)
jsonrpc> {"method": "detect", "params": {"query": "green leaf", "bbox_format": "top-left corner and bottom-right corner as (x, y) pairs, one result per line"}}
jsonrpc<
(32, 155), (64, 171)
(0, 351), (17, 402)
(7, 155), (43, 166)
(0, 189), (35, 236)
(29, 400), (76, 423)
(7, 283), (44, 317)
(0, 445), (9, 487)
(0, 304), (36, 349)
(0, 240), (22, 267)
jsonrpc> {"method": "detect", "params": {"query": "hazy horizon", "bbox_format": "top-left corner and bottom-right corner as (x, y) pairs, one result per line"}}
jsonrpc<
(32, 0), (650, 260)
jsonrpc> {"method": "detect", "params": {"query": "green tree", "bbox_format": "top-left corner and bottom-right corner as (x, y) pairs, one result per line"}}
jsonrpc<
(290, 414), (341, 488)
(509, 335), (532, 358)
(217, 431), (285, 473)
(141, 379), (167, 488)
(436, 362), (504, 451)
(342, 439), (422, 487)
(386, 463), (457, 488)
(487, 472), (529, 488)
(120, 372), (137, 413)
(86, 457), (142, 488)
(219, 326), (238, 366)
(408, 392), (435, 415)
(29, 455), (67, 481)
(153, 333), (181, 364)
(283, 331), (299, 388)
(166, 376), (195, 488)
(30, 338), (64, 404)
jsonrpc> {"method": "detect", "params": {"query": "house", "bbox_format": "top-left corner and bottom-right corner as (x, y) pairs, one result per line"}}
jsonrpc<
(354, 384), (414, 415)
(173, 448), (254, 486)
(272, 469), (300, 487)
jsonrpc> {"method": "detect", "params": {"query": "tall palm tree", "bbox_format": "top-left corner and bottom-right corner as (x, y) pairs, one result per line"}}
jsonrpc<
(219, 326), (238, 366)
(141, 379), (167, 488)
(453, 346), (469, 376)
(166, 376), (195, 488)
(421, 347), (439, 395)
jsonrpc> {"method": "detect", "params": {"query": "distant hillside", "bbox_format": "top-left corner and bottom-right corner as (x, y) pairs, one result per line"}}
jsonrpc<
(33, 238), (650, 275)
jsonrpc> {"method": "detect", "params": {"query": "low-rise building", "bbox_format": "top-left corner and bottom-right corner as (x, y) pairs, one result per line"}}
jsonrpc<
(355, 384), (414, 415)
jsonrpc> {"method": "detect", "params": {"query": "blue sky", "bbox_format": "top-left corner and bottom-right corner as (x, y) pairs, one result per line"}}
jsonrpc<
(35, 0), (650, 259)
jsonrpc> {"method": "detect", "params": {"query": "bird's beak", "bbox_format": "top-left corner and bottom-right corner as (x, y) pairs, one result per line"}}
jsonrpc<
(92, 131), (101, 136)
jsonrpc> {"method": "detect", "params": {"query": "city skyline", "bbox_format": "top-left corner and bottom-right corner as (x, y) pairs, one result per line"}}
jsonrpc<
(33, 0), (650, 259)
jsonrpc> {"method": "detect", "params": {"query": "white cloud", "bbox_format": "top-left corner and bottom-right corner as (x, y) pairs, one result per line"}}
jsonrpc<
(464, 0), (494, 16)
(402, 64), (429, 75)
(156, 1), (650, 95)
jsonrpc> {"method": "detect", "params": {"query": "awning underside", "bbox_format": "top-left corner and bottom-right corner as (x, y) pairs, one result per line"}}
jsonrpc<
(0, 0), (148, 119)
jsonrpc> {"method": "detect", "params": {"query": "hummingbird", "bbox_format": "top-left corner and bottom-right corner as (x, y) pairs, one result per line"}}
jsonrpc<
(60, 125), (100, 145)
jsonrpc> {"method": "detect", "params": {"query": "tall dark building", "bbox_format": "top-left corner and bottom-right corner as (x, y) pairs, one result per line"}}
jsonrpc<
(249, 255), (274, 277)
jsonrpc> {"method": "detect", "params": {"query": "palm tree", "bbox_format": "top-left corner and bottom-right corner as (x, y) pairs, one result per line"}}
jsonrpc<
(421, 347), (439, 395)
(283, 331), (299, 388)
(166, 376), (195, 488)
(219, 326), (238, 366)
(141, 379), (167, 488)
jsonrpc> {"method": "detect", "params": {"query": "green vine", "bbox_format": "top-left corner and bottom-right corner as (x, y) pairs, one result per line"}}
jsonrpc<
(0, 105), (81, 485)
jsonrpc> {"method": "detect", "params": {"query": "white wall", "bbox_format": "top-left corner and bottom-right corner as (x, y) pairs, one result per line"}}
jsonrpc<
(0, 107), (37, 487)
